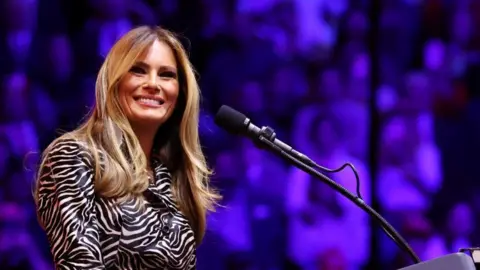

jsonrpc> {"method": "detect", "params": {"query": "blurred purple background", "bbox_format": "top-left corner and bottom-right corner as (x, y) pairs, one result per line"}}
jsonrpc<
(1, 0), (480, 269)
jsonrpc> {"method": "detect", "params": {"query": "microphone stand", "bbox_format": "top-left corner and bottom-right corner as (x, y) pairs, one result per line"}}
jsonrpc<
(256, 127), (421, 265)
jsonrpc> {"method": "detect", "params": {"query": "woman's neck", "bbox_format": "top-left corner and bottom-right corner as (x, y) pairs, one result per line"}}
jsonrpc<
(132, 125), (157, 161)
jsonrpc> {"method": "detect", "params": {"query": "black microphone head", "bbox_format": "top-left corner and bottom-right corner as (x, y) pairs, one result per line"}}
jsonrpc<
(214, 105), (248, 134)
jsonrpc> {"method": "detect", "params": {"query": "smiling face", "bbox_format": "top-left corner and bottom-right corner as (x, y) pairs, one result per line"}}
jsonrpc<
(118, 39), (179, 130)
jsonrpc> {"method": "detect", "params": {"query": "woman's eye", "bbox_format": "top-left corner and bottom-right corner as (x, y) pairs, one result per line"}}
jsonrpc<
(129, 66), (145, 74)
(159, 71), (177, 79)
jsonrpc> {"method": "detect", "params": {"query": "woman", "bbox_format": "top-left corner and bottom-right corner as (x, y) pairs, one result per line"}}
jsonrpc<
(34, 26), (220, 269)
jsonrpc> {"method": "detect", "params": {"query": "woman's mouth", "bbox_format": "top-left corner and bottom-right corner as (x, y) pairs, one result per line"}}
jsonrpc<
(134, 96), (165, 107)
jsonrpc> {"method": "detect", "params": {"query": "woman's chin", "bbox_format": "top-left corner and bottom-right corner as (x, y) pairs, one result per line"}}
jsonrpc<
(130, 113), (168, 127)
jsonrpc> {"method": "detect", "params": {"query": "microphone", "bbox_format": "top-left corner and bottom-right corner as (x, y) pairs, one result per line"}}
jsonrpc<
(214, 105), (421, 266)
(214, 105), (315, 166)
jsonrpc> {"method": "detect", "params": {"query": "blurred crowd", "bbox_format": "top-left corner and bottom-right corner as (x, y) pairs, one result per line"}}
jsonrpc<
(1, 0), (480, 269)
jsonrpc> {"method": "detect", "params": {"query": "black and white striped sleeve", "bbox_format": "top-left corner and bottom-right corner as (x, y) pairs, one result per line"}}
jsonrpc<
(36, 139), (105, 270)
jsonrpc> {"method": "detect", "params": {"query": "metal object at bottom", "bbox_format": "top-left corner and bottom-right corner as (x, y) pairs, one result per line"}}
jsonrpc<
(397, 252), (476, 270)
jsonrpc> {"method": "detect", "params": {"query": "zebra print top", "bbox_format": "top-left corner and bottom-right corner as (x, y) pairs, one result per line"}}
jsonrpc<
(36, 139), (197, 269)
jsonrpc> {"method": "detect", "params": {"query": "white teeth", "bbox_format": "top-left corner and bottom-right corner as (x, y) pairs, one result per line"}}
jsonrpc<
(138, 98), (161, 105)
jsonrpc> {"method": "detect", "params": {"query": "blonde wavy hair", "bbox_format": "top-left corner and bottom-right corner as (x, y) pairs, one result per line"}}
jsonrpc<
(35, 26), (220, 244)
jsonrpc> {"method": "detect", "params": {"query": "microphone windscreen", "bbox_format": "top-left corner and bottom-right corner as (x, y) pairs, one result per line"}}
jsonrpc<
(214, 105), (248, 134)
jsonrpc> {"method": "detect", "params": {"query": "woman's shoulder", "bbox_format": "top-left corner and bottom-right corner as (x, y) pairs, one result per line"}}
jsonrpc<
(43, 133), (93, 164)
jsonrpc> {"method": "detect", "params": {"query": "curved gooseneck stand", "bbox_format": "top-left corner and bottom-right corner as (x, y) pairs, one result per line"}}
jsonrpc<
(256, 126), (420, 264)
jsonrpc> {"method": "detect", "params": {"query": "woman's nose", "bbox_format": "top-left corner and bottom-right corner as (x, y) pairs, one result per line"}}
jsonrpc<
(144, 73), (159, 90)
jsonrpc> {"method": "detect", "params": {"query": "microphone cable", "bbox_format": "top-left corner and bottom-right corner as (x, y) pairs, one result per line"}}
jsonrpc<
(310, 160), (407, 258)
(294, 146), (408, 257)
(313, 162), (363, 200)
